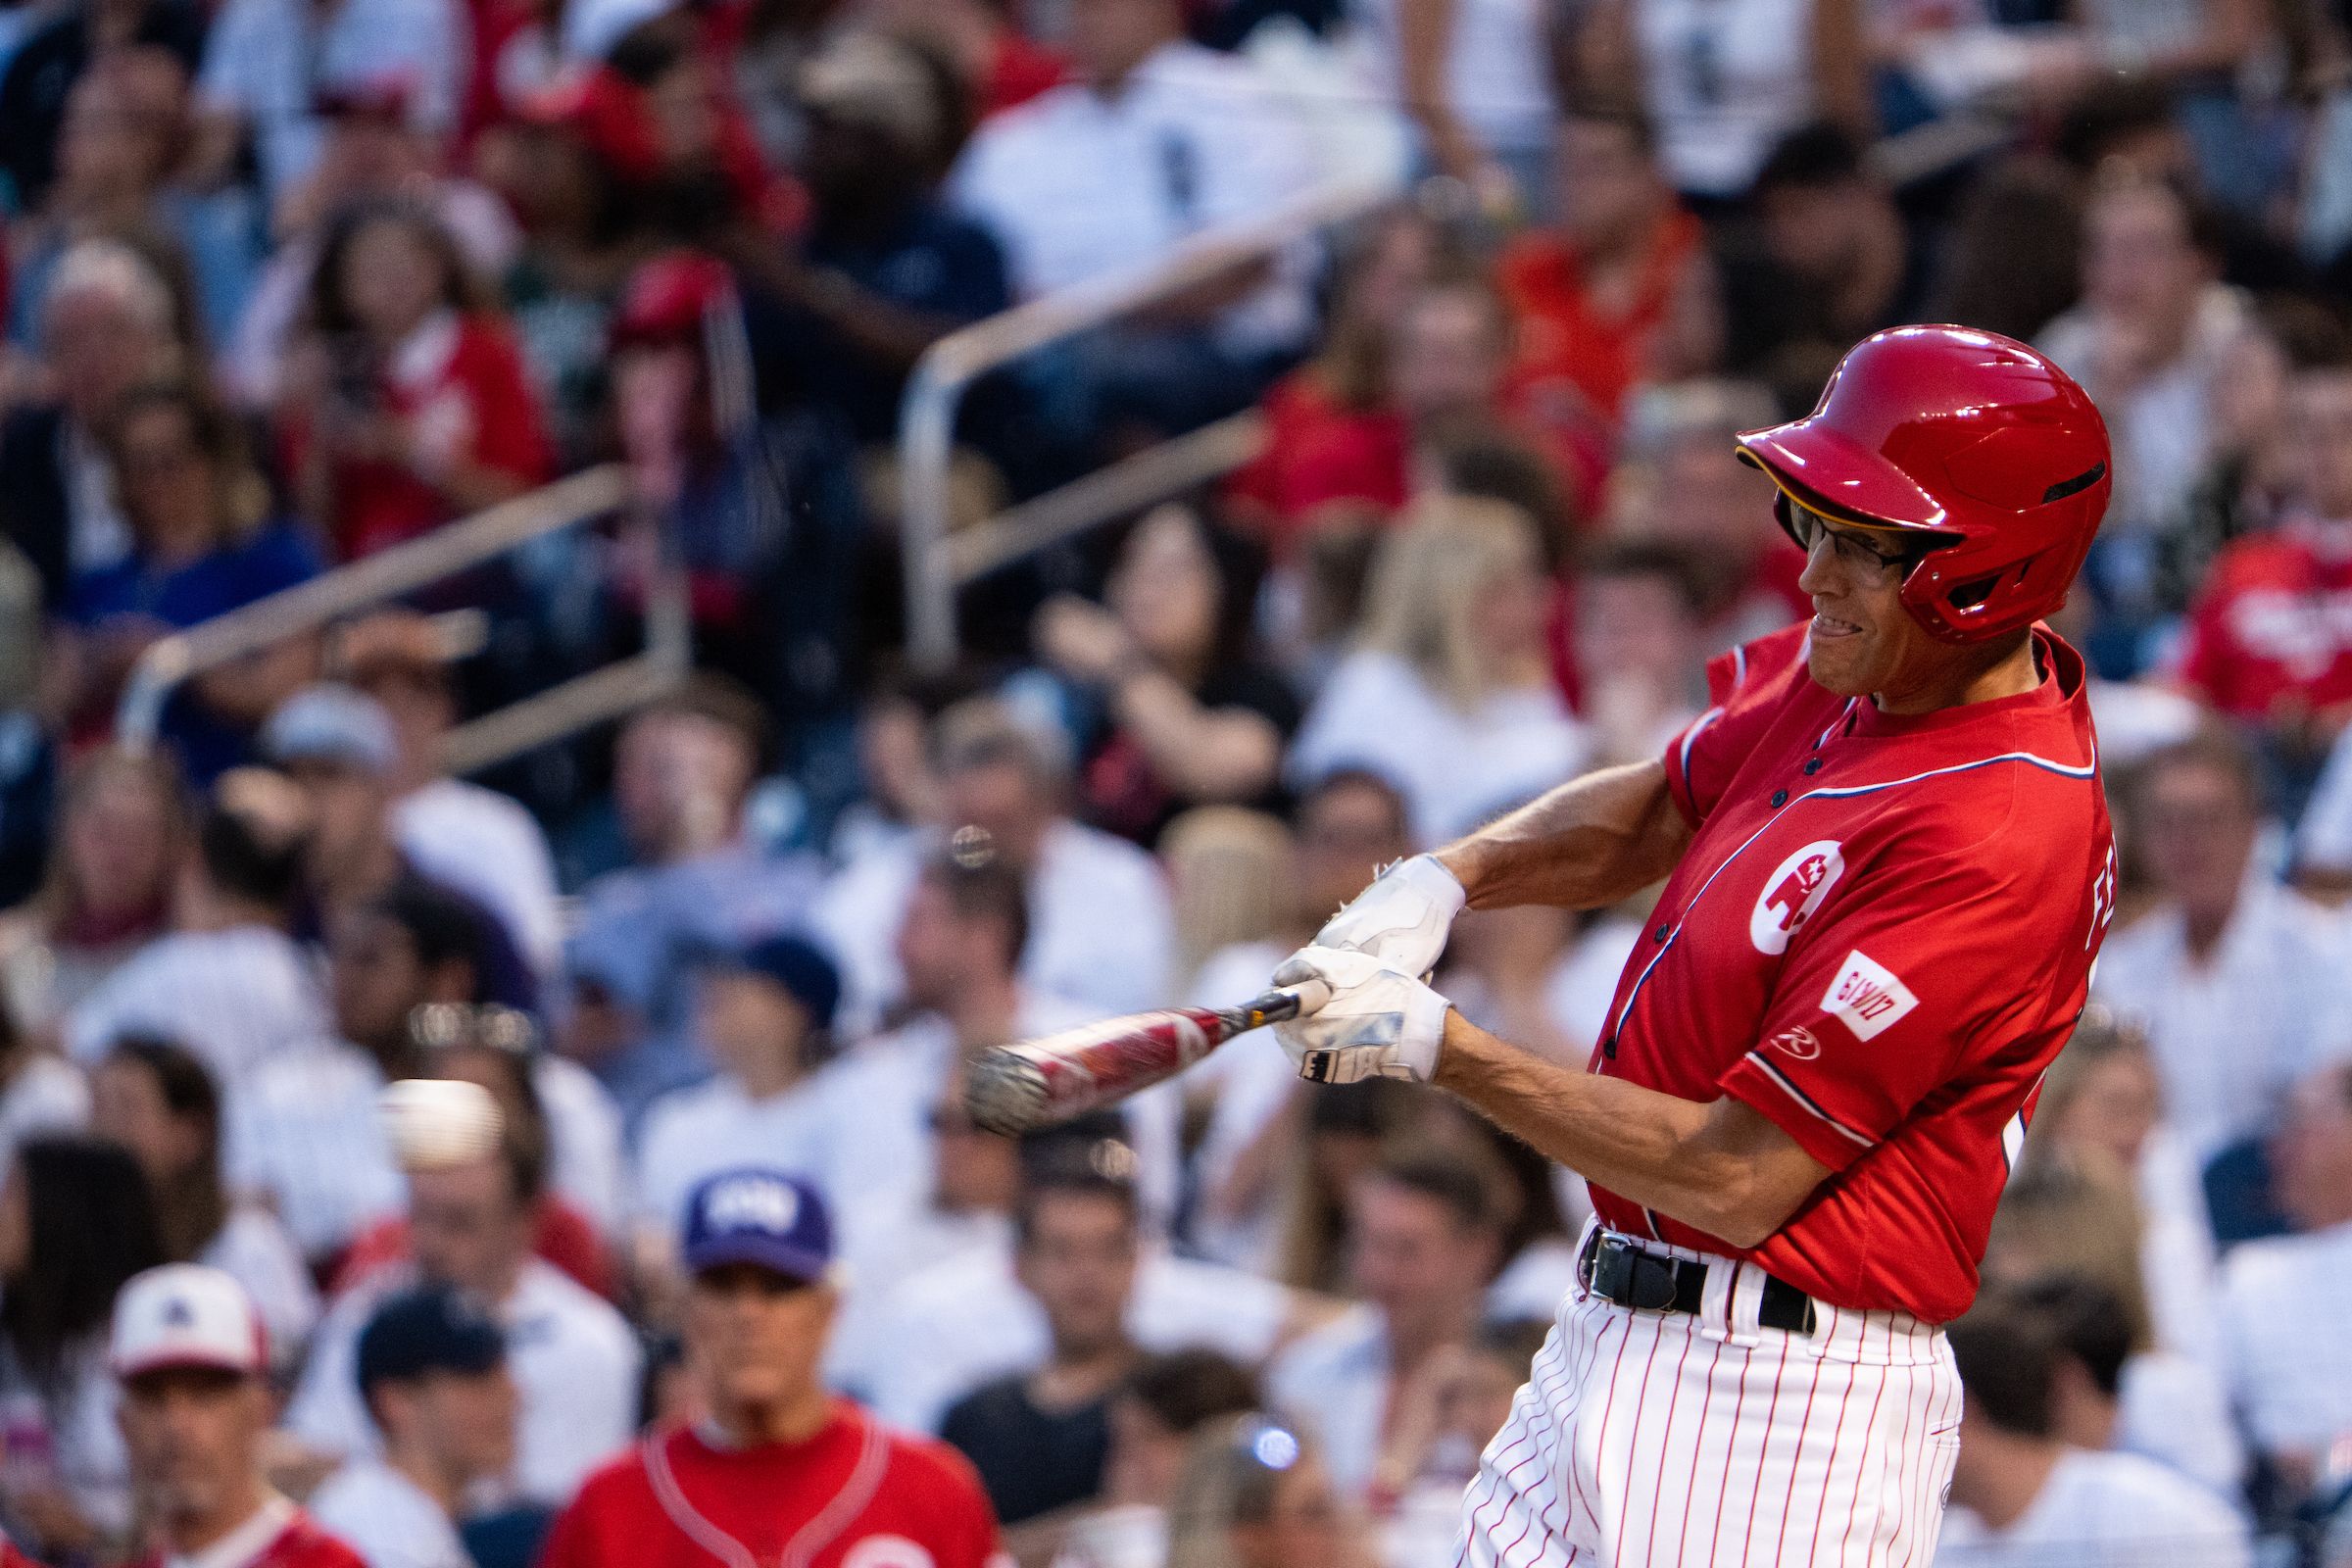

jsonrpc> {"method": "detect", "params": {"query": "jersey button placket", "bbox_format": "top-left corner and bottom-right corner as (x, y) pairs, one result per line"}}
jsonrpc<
(1770, 789), (1788, 807)
(1803, 758), (1823, 775)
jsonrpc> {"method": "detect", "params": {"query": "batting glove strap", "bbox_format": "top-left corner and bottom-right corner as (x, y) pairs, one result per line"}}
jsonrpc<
(1270, 946), (1451, 1085)
(1309, 854), (1466, 980)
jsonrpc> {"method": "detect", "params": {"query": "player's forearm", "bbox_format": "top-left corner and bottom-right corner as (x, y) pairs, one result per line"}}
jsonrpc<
(1436, 760), (1691, 912)
(1431, 1013), (1820, 1248)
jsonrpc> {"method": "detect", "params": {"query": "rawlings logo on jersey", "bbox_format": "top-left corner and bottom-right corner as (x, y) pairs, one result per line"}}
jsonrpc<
(1766, 1025), (1823, 1060)
(1822, 950), (1917, 1041)
(1749, 841), (1845, 956)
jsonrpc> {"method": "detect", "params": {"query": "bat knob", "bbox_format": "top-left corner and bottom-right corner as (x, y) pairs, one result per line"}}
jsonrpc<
(965, 1047), (1051, 1136)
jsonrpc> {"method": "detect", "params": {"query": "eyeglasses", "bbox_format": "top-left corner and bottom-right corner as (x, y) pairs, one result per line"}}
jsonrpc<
(1786, 501), (1918, 582)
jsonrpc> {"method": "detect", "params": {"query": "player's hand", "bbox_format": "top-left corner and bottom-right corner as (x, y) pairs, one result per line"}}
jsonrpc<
(1303, 853), (1466, 977)
(1271, 946), (1450, 1085)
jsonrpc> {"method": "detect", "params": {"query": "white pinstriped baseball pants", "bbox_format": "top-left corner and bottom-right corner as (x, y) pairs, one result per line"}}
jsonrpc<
(1455, 1227), (1963, 1568)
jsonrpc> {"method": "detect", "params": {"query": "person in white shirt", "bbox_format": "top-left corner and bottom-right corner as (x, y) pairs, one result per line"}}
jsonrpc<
(1288, 496), (1591, 848)
(67, 769), (329, 1104)
(284, 1098), (640, 1507)
(310, 1284), (518, 1568)
(2215, 1061), (2352, 1500)
(950, 0), (1318, 437)
(90, 1038), (318, 1371)
(2092, 730), (2352, 1169)
(632, 934), (842, 1252)
(1937, 1302), (2251, 1568)
(809, 846), (1151, 1250)
(1265, 1148), (1505, 1499)
(1049, 1349), (1262, 1568)
(334, 612), (565, 987)
(816, 697), (1175, 1034)
(108, 1264), (367, 1568)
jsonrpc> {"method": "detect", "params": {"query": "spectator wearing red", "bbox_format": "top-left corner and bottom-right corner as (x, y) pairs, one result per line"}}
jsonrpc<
(1495, 102), (1718, 446)
(2179, 329), (2352, 772)
(281, 201), (553, 562)
(540, 1169), (1007, 1568)
(863, 0), (1067, 118)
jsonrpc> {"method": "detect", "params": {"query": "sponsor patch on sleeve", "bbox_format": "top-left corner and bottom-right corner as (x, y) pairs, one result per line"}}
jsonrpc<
(1821, 950), (1917, 1042)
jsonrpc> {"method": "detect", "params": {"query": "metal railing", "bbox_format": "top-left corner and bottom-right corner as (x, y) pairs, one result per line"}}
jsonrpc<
(114, 465), (692, 776)
(896, 176), (1396, 672)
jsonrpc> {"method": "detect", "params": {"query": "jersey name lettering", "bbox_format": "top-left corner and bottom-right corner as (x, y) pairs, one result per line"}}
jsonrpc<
(1823, 950), (1918, 1041)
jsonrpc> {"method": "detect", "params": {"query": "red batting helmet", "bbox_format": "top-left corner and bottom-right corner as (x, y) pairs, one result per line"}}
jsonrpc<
(1735, 324), (2112, 645)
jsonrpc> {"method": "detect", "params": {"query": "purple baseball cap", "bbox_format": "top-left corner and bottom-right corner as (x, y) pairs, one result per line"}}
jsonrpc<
(681, 1169), (835, 1283)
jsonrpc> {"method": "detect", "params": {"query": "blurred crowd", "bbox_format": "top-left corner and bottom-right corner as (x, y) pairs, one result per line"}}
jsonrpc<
(0, 0), (2342, 1561)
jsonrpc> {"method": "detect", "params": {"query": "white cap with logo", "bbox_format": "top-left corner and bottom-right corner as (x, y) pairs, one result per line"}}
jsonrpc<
(109, 1264), (267, 1379)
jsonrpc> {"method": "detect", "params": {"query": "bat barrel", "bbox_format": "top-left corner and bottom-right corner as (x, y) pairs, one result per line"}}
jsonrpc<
(966, 1049), (1054, 1137)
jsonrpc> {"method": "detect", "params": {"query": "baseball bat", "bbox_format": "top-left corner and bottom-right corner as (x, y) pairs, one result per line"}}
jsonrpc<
(964, 980), (1331, 1136)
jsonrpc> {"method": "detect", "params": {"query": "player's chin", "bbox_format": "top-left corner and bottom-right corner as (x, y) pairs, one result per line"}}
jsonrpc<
(1804, 625), (1881, 696)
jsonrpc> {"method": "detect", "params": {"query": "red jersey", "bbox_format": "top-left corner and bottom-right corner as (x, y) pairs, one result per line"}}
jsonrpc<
(541, 1403), (1009, 1568)
(2178, 516), (2352, 722)
(1497, 210), (1706, 431)
(1592, 624), (2114, 1323)
(126, 1507), (365, 1568)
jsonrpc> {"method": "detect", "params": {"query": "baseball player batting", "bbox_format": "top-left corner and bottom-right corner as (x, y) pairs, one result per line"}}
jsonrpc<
(1271, 325), (2117, 1566)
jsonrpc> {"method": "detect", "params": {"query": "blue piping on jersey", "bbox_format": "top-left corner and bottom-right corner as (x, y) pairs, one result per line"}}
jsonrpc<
(1602, 747), (2101, 1065)
(1743, 1050), (1876, 1149)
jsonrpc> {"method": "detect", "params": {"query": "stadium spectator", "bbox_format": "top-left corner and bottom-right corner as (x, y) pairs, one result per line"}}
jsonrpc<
(108, 1265), (364, 1568)
(538, 1168), (1009, 1568)
(54, 380), (321, 780)
(564, 677), (827, 1115)
(283, 1083), (640, 1506)
(949, 0), (1319, 444)
(1266, 1148), (1504, 1499)
(2180, 320), (2352, 799)
(331, 611), (565, 983)
(0, 239), (188, 611)
(1496, 104), (1716, 441)
(1158, 1413), (1368, 1568)
(738, 30), (1010, 446)
(308, 1284), (518, 1568)
(941, 1146), (1146, 1525)
(631, 933), (840, 1255)
(0, 0), (203, 217)
(2214, 1061), (2352, 1500)
(0, 747), (182, 1031)
(861, 0), (1066, 119)
(335, 1003), (624, 1297)
(818, 697), (1176, 1028)
(191, 0), (462, 202)
(1376, 1318), (1550, 1564)
(1568, 540), (1708, 767)
(1725, 122), (1926, 406)
(280, 200), (552, 563)
(2038, 172), (2250, 617)
(1938, 1300), (2251, 1566)
(66, 767), (328, 1099)
(90, 1037), (318, 1367)
(0, 1011), (84, 1181)
(1288, 496), (1587, 847)
(2092, 729), (2352, 1167)
(0, 1136), (167, 1557)
(1049, 1349), (1261, 1568)
(1032, 504), (1297, 846)
(1361, 0), (1552, 211)
(843, 1133), (1297, 1439)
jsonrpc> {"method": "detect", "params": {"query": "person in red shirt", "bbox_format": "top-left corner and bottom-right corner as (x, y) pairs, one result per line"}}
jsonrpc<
(109, 1264), (366, 1568)
(1495, 102), (1718, 445)
(541, 1168), (1010, 1568)
(2179, 334), (2352, 776)
(1270, 326), (2117, 1564)
(282, 200), (553, 562)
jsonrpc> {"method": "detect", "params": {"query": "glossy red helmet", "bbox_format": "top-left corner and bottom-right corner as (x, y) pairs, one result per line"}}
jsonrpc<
(1735, 324), (2112, 645)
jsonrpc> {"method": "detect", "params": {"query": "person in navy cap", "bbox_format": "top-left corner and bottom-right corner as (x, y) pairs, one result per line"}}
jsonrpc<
(541, 1169), (1010, 1568)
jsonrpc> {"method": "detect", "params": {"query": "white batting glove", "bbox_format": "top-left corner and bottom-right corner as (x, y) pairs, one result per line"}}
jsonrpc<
(1271, 946), (1452, 1085)
(1305, 854), (1466, 977)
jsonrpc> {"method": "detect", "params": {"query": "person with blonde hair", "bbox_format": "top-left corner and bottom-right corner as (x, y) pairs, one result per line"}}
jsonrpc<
(1287, 495), (1586, 847)
(1163, 1414), (1367, 1568)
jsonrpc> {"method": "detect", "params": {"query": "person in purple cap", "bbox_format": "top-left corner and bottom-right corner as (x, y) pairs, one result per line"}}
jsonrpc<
(541, 1168), (1010, 1568)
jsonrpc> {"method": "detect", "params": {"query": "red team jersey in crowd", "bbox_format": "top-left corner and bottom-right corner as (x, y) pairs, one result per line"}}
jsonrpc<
(2178, 515), (2352, 721)
(125, 1509), (365, 1568)
(542, 1400), (1008, 1568)
(1591, 622), (2115, 1323)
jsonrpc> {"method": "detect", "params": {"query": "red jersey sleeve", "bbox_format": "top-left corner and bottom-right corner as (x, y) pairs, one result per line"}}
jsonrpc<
(893, 1435), (1008, 1568)
(1716, 851), (2035, 1172)
(1663, 626), (1811, 828)
(538, 1463), (635, 1568)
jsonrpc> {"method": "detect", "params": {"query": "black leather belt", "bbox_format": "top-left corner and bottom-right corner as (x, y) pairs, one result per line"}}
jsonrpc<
(1579, 1229), (1819, 1336)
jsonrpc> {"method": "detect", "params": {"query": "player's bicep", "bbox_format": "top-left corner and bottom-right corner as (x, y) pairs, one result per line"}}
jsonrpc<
(1695, 1095), (1835, 1245)
(1719, 869), (2012, 1170)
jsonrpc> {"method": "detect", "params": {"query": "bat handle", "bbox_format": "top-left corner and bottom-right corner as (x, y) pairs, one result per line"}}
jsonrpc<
(1244, 978), (1331, 1028)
